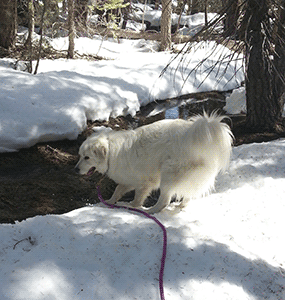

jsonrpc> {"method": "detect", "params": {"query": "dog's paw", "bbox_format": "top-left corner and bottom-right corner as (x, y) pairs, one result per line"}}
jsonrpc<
(116, 201), (135, 208)
(138, 206), (160, 214)
(105, 198), (117, 205)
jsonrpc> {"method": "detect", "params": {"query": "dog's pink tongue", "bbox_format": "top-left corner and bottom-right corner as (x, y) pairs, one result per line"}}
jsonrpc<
(87, 167), (95, 176)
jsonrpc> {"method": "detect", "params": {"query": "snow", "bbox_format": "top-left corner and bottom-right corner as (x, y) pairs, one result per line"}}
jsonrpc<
(1, 33), (285, 300)
(224, 86), (285, 117)
(224, 86), (247, 115)
(0, 38), (243, 153)
(1, 140), (285, 300)
(130, 5), (218, 36)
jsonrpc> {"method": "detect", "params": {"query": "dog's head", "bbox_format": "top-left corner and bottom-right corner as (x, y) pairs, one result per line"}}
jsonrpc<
(75, 135), (109, 176)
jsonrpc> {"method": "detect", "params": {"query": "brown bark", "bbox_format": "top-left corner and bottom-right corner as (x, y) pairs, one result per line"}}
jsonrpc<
(34, 0), (47, 75)
(272, 0), (285, 130)
(67, 0), (75, 58)
(25, 0), (35, 73)
(223, 0), (240, 37)
(175, 0), (185, 15)
(245, 0), (283, 132)
(160, 0), (172, 51)
(188, 0), (199, 15)
(0, 0), (17, 49)
(75, 0), (89, 27)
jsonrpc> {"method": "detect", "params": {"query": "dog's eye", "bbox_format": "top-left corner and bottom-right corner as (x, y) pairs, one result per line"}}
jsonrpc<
(84, 156), (90, 160)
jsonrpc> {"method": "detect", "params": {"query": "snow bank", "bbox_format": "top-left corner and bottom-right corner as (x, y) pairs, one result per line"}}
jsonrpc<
(1, 140), (285, 299)
(0, 40), (243, 152)
(224, 87), (246, 114)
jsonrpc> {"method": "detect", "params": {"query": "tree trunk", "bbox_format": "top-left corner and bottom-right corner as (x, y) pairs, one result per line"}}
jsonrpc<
(62, 0), (67, 14)
(245, 0), (283, 132)
(175, 0), (185, 15)
(160, 0), (172, 51)
(188, 0), (199, 15)
(223, 0), (240, 37)
(121, 1), (131, 30)
(34, 0), (47, 75)
(272, 0), (285, 130)
(25, 0), (35, 73)
(0, 0), (17, 49)
(75, 0), (89, 27)
(67, 0), (75, 58)
(154, 0), (160, 10)
(204, 0), (208, 26)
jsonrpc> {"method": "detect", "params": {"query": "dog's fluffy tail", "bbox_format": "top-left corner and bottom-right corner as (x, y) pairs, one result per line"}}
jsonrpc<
(187, 112), (233, 173)
(167, 112), (233, 203)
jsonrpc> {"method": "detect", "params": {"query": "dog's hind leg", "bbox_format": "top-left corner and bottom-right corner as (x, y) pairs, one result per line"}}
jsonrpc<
(106, 184), (133, 204)
(129, 186), (153, 208)
(143, 190), (172, 214)
(143, 163), (176, 213)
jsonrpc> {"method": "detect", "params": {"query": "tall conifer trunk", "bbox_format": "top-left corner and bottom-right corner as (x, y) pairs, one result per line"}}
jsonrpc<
(245, 0), (284, 132)
(0, 0), (17, 49)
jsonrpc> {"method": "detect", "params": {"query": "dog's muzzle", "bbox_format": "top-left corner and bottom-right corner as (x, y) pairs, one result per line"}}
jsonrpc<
(74, 166), (95, 176)
(87, 167), (96, 176)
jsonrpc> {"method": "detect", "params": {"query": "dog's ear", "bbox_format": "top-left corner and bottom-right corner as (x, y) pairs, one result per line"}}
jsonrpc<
(93, 138), (108, 159)
(94, 145), (107, 158)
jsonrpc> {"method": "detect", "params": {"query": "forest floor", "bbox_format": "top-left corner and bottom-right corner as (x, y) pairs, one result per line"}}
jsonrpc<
(1, 106), (284, 224)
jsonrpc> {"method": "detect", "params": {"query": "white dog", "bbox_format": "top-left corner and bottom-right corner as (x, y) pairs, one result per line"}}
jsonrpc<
(75, 113), (233, 213)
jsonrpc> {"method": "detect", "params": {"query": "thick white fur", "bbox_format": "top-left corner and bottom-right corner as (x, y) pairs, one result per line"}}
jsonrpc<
(75, 113), (233, 213)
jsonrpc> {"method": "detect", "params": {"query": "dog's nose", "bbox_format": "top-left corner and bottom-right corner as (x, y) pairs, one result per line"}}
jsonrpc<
(74, 167), (80, 174)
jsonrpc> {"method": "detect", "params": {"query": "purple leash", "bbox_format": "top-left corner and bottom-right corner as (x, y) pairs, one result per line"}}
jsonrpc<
(96, 186), (167, 300)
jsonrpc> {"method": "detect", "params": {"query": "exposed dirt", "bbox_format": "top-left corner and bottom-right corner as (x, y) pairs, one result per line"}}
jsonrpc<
(1, 106), (284, 224)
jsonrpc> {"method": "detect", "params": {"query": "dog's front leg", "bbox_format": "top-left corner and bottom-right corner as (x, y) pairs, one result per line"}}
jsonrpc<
(106, 184), (133, 204)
